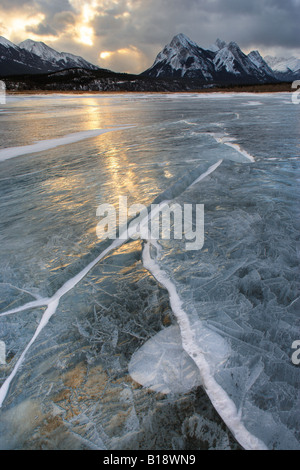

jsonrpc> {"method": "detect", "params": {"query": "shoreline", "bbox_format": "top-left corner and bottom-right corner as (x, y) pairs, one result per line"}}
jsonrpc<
(4, 82), (294, 96)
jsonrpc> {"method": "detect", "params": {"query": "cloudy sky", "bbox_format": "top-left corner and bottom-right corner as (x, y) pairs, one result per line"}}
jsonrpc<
(1, 0), (300, 73)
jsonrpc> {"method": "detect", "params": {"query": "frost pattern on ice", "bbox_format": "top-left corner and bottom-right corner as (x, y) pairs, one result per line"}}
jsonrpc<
(148, 158), (300, 450)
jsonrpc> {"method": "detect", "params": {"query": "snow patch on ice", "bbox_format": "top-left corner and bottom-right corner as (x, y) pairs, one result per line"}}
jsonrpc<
(242, 101), (263, 106)
(0, 127), (133, 163)
(204, 132), (255, 163)
(188, 160), (223, 187)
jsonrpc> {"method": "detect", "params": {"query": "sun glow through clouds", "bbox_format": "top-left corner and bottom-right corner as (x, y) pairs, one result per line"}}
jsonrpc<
(70, 0), (99, 46)
(0, 13), (54, 43)
(100, 51), (112, 59)
(78, 25), (94, 46)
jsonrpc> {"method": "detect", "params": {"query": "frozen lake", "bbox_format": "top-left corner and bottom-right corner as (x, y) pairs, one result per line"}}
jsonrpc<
(0, 92), (299, 450)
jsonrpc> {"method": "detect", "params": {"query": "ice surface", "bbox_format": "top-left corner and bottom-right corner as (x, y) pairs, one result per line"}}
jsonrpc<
(204, 132), (255, 162)
(128, 325), (202, 394)
(0, 93), (299, 450)
(142, 241), (267, 450)
(0, 127), (132, 162)
(0, 236), (126, 407)
(151, 155), (300, 449)
(0, 240), (242, 450)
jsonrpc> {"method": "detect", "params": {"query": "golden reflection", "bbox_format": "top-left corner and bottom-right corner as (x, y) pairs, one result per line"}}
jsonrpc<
(41, 174), (86, 213)
(78, 100), (144, 202)
(80, 98), (111, 131)
(104, 139), (140, 199)
(164, 169), (174, 179)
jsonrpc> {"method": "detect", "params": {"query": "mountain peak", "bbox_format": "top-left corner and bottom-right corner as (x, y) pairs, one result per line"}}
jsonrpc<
(215, 38), (227, 50)
(227, 41), (242, 52)
(19, 39), (51, 51)
(248, 50), (275, 77)
(19, 39), (60, 59)
(249, 50), (261, 58)
(19, 39), (38, 46)
(206, 39), (226, 53)
(0, 36), (18, 49)
(144, 33), (215, 80)
(169, 33), (199, 50)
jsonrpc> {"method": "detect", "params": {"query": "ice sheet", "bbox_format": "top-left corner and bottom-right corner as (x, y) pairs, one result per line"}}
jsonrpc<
(0, 93), (299, 450)
(142, 241), (268, 451)
(0, 127), (132, 162)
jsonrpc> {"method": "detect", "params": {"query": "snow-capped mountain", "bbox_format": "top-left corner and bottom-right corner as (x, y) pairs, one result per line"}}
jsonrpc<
(19, 40), (99, 72)
(248, 51), (276, 78)
(214, 42), (276, 82)
(142, 34), (278, 85)
(0, 36), (99, 76)
(264, 55), (300, 81)
(1, 33), (299, 86)
(0, 36), (51, 75)
(142, 33), (216, 82)
(0, 36), (19, 50)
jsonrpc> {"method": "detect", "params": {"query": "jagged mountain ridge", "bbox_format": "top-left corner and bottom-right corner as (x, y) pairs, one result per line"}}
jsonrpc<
(142, 34), (216, 81)
(142, 34), (278, 85)
(1, 33), (299, 86)
(0, 36), (101, 76)
(19, 39), (99, 72)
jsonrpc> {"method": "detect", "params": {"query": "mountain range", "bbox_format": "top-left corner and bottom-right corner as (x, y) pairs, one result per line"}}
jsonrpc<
(0, 34), (299, 88)
(142, 34), (299, 84)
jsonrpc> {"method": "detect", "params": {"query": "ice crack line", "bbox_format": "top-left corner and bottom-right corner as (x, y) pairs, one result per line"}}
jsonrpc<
(0, 237), (124, 408)
(0, 158), (227, 408)
(0, 201), (170, 407)
(141, 240), (268, 451)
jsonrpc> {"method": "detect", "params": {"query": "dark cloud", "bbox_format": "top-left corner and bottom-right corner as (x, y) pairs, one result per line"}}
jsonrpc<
(26, 22), (58, 37)
(53, 11), (76, 28)
(91, 0), (300, 52)
(1, 0), (299, 72)
(0, 0), (34, 9)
